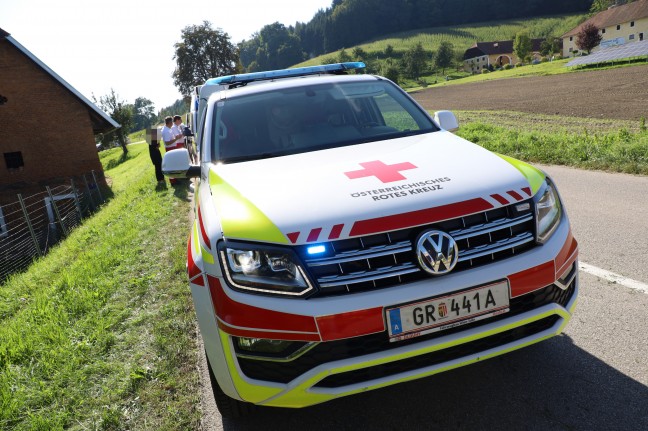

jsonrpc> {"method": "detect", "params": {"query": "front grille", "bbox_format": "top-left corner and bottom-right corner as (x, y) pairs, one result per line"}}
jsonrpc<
(300, 201), (535, 297)
(237, 280), (575, 384)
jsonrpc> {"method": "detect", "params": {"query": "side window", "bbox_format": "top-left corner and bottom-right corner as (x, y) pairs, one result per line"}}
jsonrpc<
(198, 107), (208, 161)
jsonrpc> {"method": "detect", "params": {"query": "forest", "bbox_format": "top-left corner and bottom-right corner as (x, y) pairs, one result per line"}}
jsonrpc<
(238, 0), (593, 71)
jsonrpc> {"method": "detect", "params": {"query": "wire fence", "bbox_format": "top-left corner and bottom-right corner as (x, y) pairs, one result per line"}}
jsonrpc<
(0, 171), (106, 284)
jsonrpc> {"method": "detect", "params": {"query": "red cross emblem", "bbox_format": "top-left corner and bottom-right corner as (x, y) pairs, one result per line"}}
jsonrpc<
(344, 160), (417, 183)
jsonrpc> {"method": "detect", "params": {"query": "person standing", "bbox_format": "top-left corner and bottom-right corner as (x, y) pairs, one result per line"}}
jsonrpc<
(173, 114), (197, 163)
(162, 116), (183, 185)
(148, 131), (164, 184)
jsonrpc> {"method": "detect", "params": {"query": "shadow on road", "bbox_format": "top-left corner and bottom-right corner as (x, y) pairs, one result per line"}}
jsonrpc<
(217, 335), (647, 431)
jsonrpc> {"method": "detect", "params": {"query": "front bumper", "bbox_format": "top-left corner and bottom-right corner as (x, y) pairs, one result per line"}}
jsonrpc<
(193, 212), (579, 408)
(220, 276), (577, 407)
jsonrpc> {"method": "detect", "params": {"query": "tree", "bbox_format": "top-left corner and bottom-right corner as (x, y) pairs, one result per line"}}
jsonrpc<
(352, 46), (367, 62)
(95, 89), (133, 154)
(338, 48), (352, 63)
(540, 37), (561, 57)
(576, 23), (603, 54)
(132, 97), (155, 132)
(513, 32), (532, 64)
(434, 41), (454, 75)
(402, 42), (428, 79)
(172, 21), (239, 96)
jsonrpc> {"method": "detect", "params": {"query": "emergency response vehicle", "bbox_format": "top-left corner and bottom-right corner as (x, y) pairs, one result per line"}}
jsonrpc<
(162, 62), (578, 418)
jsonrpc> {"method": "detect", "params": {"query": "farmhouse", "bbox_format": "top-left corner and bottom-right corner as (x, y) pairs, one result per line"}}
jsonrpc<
(0, 28), (118, 200)
(463, 39), (545, 73)
(562, 0), (648, 57)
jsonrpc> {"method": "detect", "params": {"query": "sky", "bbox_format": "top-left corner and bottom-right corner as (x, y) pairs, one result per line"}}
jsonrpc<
(1, 0), (332, 112)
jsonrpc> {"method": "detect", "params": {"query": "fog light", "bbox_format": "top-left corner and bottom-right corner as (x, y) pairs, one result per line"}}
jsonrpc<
(236, 337), (295, 354)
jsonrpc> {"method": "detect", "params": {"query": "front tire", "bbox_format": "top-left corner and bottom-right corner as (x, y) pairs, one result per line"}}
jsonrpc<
(206, 352), (256, 419)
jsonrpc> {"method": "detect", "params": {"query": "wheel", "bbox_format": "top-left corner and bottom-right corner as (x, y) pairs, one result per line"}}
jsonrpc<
(206, 352), (256, 419)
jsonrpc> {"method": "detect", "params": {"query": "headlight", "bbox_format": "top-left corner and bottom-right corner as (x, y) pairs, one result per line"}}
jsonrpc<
(534, 179), (562, 244)
(219, 241), (314, 296)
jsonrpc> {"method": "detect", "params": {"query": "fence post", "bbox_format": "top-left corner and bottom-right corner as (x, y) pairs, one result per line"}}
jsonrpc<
(83, 173), (96, 211)
(17, 193), (42, 257)
(71, 178), (83, 221)
(46, 186), (68, 238)
(91, 170), (104, 204)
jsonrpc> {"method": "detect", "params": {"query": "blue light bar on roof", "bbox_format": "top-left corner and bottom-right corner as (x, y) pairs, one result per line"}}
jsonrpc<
(205, 62), (366, 86)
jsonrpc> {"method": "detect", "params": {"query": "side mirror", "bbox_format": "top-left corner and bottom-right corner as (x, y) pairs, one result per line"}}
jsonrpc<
(433, 110), (459, 132)
(162, 148), (200, 178)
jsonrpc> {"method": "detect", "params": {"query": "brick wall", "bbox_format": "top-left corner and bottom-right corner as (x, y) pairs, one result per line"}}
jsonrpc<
(0, 39), (104, 191)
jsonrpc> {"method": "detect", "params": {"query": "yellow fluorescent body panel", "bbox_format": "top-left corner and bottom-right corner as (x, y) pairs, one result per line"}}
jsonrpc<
(496, 153), (546, 195)
(218, 330), (284, 403)
(209, 170), (288, 244)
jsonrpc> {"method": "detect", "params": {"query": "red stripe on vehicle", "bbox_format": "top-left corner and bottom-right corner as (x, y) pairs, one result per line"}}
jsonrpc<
(187, 236), (202, 280)
(350, 198), (493, 237)
(287, 232), (300, 243)
(317, 307), (385, 341)
(307, 228), (322, 242)
(197, 205), (211, 248)
(555, 229), (579, 277)
(522, 187), (532, 197)
(507, 190), (524, 201)
(217, 320), (321, 342)
(491, 194), (510, 205)
(508, 261), (556, 297)
(207, 275), (319, 333)
(328, 224), (344, 240)
(191, 274), (205, 287)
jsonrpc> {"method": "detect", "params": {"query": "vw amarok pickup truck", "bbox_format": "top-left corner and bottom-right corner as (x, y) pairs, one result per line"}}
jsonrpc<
(162, 62), (578, 418)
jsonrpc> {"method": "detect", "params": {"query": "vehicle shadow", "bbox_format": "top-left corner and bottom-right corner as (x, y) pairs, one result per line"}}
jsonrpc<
(220, 335), (648, 431)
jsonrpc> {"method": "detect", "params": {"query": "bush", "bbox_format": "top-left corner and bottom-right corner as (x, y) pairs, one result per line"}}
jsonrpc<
(515, 62), (523, 67)
(481, 69), (491, 74)
(503, 64), (514, 70)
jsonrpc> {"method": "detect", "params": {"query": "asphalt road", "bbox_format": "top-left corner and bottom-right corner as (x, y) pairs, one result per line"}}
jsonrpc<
(200, 166), (648, 431)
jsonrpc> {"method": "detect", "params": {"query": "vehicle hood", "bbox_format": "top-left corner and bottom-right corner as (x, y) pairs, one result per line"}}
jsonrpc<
(207, 131), (545, 245)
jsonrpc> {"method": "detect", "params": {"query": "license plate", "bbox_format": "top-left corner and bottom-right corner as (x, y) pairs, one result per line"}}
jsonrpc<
(386, 281), (510, 342)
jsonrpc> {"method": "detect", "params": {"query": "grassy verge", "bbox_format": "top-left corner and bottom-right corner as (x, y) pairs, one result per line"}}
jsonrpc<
(455, 112), (648, 175)
(0, 143), (200, 430)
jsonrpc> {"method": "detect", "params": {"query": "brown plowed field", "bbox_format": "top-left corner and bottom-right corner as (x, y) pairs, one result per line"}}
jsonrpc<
(412, 64), (648, 121)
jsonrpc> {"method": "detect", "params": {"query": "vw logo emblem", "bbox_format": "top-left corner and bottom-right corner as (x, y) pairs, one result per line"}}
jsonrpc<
(416, 230), (458, 275)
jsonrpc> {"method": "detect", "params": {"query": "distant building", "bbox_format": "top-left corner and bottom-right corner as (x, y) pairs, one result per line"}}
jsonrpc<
(0, 27), (118, 200)
(463, 39), (546, 73)
(562, 0), (648, 57)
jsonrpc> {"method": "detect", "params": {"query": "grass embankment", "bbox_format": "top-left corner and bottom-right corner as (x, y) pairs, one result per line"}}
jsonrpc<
(454, 112), (648, 175)
(0, 144), (200, 430)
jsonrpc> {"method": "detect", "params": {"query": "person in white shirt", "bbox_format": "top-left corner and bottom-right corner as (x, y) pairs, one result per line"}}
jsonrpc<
(161, 116), (183, 185)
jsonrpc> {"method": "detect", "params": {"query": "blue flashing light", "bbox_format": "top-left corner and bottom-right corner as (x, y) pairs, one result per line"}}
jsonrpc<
(307, 245), (327, 255)
(205, 62), (366, 87)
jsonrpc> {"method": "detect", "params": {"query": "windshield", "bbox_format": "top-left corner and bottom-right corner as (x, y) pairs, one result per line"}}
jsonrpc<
(211, 80), (438, 163)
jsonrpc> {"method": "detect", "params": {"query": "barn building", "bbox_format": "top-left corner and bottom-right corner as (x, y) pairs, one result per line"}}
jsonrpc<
(0, 27), (118, 201)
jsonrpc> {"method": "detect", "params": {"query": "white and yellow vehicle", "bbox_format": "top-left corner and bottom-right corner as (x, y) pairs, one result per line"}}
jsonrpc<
(162, 62), (578, 418)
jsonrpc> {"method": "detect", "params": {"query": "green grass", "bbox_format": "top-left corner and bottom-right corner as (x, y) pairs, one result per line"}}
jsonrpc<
(0, 143), (200, 430)
(454, 112), (648, 174)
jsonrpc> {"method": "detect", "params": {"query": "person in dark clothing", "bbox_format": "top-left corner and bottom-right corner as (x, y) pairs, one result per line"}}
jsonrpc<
(149, 133), (165, 184)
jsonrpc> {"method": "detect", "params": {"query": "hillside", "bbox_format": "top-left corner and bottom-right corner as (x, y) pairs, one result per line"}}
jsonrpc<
(293, 13), (585, 87)
(239, 0), (592, 71)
